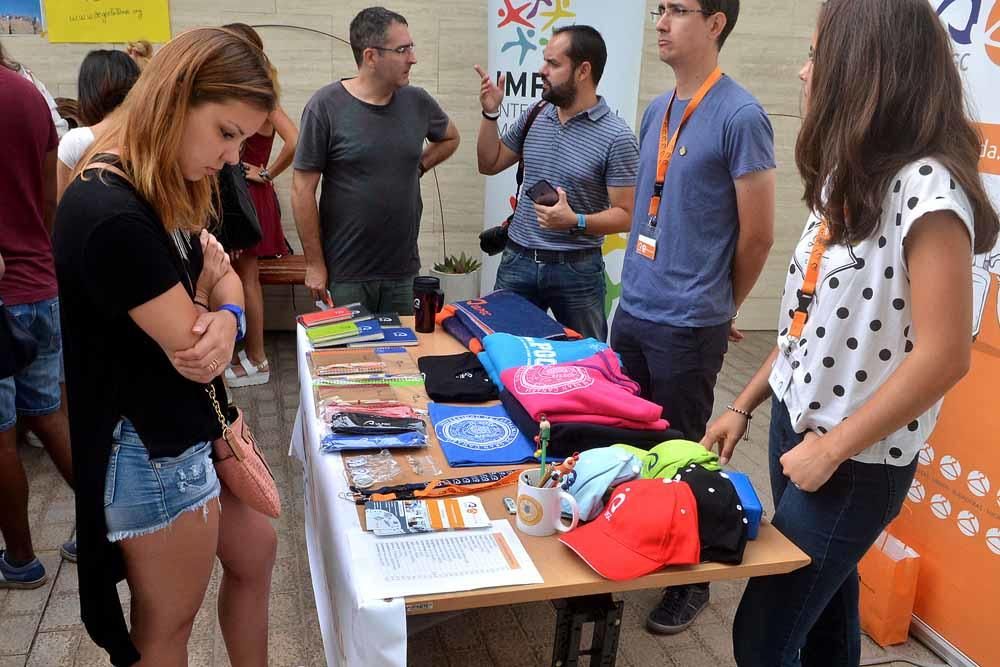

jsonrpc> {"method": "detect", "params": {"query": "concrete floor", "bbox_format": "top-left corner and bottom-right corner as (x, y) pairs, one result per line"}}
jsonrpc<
(0, 331), (945, 666)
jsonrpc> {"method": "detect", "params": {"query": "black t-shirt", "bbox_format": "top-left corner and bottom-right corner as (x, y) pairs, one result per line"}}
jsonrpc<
(53, 165), (225, 666)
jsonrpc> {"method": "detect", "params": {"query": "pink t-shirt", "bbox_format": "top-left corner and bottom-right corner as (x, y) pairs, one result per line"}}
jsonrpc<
(500, 349), (669, 430)
(0, 66), (59, 305)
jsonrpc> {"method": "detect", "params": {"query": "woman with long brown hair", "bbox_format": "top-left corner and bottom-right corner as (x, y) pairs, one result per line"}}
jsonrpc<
(700, 0), (999, 663)
(53, 28), (278, 666)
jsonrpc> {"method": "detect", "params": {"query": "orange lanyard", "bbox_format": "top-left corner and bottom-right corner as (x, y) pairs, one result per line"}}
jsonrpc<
(789, 220), (830, 339)
(646, 67), (725, 227)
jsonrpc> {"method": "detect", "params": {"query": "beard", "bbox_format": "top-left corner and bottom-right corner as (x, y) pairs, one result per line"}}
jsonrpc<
(541, 77), (577, 108)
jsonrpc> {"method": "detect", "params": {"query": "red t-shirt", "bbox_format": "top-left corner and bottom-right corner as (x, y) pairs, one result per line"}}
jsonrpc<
(0, 66), (59, 305)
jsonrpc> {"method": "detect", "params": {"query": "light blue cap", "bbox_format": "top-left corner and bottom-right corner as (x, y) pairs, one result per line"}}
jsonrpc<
(560, 447), (643, 521)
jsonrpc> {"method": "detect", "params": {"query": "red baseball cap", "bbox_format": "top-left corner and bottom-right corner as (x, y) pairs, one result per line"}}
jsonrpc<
(559, 479), (701, 581)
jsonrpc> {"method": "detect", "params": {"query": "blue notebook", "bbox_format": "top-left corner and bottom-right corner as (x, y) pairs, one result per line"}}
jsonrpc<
(428, 402), (538, 467)
(348, 327), (418, 347)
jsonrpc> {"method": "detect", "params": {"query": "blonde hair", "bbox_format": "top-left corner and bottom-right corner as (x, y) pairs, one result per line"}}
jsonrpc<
(126, 39), (153, 70)
(76, 28), (276, 234)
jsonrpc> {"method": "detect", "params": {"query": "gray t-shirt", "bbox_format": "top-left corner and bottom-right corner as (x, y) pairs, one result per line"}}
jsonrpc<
(294, 80), (450, 281)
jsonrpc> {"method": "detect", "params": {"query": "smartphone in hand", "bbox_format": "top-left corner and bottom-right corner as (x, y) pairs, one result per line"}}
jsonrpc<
(526, 179), (559, 207)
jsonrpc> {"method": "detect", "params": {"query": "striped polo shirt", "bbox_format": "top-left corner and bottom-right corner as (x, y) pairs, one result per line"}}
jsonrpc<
(501, 97), (640, 251)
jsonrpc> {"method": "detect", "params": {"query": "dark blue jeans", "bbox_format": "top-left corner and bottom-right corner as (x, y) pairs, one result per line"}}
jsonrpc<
(609, 307), (729, 441)
(494, 246), (608, 341)
(732, 397), (917, 667)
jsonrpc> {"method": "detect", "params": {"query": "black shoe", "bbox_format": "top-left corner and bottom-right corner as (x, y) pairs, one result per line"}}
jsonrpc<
(645, 583), (710, 635)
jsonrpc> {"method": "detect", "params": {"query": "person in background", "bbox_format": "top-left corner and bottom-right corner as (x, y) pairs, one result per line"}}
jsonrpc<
(56, 50), (141, 200)
(474, 25), (639, 342)
(54, 98), (81, 130)
(220, 23), (299, 388)
(610, 0), (776, 635)
(0, 37), (70, 138)
(700, 1), (1000, 664)
(54, 28), (277, 666)
(0, 54), (76, 587)
(125, 39), (153, 70)
(293, 6), (460, 313)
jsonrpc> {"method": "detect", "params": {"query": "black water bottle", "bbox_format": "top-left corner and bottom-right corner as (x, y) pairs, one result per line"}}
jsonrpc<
(413, 276), (444, 333)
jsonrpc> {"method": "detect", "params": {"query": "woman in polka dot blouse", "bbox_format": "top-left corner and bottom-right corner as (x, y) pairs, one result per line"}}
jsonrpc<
(700, 1), (1000, 665)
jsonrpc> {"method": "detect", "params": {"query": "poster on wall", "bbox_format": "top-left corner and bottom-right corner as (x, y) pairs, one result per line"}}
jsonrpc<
(43, 0), (170, 43)
(1, 0), (44, 34)
(887, 2), (1000, 666)
(481, 0), (646, 320)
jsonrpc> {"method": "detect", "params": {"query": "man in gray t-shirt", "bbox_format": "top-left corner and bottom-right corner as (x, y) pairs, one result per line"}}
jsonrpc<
(292, 7), (459, 313)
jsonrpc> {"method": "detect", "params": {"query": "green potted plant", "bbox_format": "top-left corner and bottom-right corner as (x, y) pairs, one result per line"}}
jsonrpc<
(431, 251), (482, 303)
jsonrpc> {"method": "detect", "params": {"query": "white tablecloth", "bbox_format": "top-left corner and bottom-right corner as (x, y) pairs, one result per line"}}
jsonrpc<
(289, 326), (407, 667)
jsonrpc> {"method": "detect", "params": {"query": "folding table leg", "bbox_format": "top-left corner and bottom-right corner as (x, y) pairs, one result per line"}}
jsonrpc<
(550, 594), (623, 667)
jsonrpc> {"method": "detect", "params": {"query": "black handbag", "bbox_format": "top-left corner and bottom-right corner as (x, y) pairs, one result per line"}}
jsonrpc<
(213, 162), (263, 251)
(0, 304), (38, 380)
(479, 101), (548, 256)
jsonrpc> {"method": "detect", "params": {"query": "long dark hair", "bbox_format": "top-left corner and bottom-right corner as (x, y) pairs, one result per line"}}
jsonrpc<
(77, 50), (140, 126)
(796, 0), (998, 254)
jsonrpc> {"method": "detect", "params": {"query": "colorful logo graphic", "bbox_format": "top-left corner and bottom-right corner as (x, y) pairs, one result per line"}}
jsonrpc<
(513, 364), (595, 395)
(907, 478), (926, 503)
(957, 510), (981, 536)
(435, 415), (519, 450)
(496, 0), (578, 66)
(918, 442), (936, 466)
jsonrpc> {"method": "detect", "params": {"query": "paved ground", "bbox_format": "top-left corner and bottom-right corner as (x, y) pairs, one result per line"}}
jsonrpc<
(0, 331), (945, 666)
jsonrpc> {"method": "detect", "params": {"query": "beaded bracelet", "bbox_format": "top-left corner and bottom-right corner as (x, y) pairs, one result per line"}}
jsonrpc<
(726, 404), (752, 441)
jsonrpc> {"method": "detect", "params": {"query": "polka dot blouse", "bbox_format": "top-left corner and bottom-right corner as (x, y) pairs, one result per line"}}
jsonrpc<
(772, 159), (975, 466)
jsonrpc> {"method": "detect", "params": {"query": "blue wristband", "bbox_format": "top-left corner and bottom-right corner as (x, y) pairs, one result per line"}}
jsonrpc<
(576, 213), (587, 232)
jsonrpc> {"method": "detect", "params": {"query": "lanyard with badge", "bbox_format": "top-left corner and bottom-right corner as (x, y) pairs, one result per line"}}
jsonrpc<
(636, 67), (725, 261)
(769, 220), (830, 401)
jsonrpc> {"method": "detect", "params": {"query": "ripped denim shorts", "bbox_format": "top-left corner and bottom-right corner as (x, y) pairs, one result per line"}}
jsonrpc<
(104, 418), (221, 542)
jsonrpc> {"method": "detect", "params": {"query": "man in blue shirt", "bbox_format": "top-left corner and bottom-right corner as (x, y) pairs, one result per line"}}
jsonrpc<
(474, 25), (639, 341)
(612, 0), (775, 634)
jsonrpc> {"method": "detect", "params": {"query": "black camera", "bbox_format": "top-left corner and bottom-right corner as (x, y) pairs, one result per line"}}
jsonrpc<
(479, 217), (511, 256)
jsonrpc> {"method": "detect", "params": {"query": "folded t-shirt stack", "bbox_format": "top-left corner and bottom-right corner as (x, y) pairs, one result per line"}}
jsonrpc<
(478, 332), (611, 387)
(499, 390), (682, 457)
(428, 402), (538, 467)
(500, 349), (669, 431)
(418, 352), (498, 403)
(436, 290), (581, 353)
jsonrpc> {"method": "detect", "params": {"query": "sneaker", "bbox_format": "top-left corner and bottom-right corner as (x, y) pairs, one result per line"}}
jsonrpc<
(60, 540), (77, 563)
(646, 583), (710, 635)
(0, 550), (47, 589)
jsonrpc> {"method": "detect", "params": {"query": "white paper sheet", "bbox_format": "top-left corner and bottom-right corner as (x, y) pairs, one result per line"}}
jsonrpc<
(352, 520), (543, 601)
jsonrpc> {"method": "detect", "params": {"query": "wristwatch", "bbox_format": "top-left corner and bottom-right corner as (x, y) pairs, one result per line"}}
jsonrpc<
(217, 304), (246, 342)
(570, 213), (587, 235)
(258, 167), (272, 183)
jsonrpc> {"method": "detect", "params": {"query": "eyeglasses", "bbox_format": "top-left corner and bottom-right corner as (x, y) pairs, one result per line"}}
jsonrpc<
(650, 4), (713, 25)
(371, 43), (416, 55)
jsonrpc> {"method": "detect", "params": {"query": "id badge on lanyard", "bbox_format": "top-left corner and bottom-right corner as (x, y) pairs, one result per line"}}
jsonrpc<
(636, 67), (724, 262)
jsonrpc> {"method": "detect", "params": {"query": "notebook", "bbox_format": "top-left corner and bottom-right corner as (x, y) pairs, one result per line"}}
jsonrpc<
(348, 327), (418, 347)
(312, 320), (385, 348)
(297, 302), (373, 328)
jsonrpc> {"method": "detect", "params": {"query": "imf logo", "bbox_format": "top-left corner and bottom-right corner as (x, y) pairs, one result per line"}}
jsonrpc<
(935, 0), (981, 45)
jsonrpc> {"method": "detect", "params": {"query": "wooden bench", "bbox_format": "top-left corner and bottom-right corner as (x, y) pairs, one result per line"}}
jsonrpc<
(258, 254), (306, 285)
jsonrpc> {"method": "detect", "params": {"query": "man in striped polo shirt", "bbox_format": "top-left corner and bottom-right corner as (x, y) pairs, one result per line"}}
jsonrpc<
(475, 25), (639, 341)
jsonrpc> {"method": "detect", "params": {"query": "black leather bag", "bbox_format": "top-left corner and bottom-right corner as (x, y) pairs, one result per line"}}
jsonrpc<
(213, 163), (262, 251)
(0, 304), (38, 380)
(479, 101), (547, 256)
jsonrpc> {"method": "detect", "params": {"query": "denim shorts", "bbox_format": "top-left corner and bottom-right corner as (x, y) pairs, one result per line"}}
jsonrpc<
(0, 297), (63, 431)
(104, 418), (221, 542)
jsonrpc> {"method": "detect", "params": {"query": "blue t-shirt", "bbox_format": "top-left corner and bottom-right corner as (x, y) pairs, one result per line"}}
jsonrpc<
(620, 76), (775, 327)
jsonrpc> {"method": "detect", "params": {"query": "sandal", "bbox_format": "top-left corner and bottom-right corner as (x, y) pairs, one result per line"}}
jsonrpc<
(225, 350), (271, 388)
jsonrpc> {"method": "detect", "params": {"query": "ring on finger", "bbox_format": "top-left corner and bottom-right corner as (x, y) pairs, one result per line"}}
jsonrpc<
(208, 359), (219, 371)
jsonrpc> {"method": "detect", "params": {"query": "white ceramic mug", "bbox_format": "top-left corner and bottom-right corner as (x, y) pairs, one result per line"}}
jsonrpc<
(515, 469), (580, 537)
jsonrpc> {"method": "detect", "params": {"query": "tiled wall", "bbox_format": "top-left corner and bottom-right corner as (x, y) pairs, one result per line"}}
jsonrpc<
(4, 0), (822, 329)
